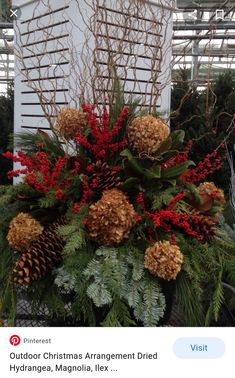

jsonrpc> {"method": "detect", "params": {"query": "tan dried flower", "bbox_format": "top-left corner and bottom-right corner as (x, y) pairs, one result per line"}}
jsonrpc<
(55, 108), (87, 140)
(144, 241), (183, 280)
(87, 188), (137, 246)
(7, 213), (44, 252)
(127, 115), (169, 157)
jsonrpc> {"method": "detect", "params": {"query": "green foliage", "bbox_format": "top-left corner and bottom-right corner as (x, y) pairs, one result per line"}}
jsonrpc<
(71, 285), (96, 326)
(0, 183), (37, 206)
(154, 130), (185, 161)
(120, 128), (195, 192)
(171, 70), (235, 192)
(25, 277), (68, 319)
(54, 267), (76, 294)
(58, 206), (88, 255)
(216, 217), (235, 288)
(0, 85), (14, 185)
(152, 186), (183, 210)
(0, 234), (16, 325)
(175, 234), (235, 326)
(109, 72), (139, 129)
(161, 160), (195, 179)
(38, 191), (57, 208)
(101, 298), (135, 327)
(83, 246), (166, 326)
(0, 1), (11, 21)
(13, 131), (64, 158)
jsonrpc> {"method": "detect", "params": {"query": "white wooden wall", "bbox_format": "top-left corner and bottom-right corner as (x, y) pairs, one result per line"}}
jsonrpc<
(13, 0), (174, 135)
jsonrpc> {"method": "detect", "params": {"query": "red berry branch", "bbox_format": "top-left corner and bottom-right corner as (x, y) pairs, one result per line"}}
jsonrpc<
(180, 145), (225, 183)
(137, 192), (203, 241)
(2, 150), (76, 197)
(162, 140), (193, 170)
(75, 105), (129, 159)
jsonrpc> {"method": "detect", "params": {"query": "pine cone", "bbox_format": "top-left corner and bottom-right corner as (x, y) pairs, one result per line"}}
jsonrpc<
(12, 218), (66, 285)
(55, 108), (87, 140)
(189, 209), (218, 241)
(88, 161), (122, 193)
(144, 241), (183, 281)
(87, 188), (137, 246)
(127, 115), (169, 157)
(7, 213), (44, 252)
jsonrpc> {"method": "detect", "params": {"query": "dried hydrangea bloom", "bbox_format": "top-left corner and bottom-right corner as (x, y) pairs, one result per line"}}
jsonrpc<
(55, 108), (87, 140)
(7, 213), (44, 252)
(128, 115), (169, 157)
(144, 240), (183, 281)
(87, 188), (137, 246)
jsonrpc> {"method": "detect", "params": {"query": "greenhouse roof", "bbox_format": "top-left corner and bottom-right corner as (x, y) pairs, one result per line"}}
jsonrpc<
(173, 0), (235, 84)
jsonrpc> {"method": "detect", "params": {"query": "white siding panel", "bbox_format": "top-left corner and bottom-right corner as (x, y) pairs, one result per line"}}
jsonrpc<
(20, 63), (70, 81)
(20, 90), (69, 103)
(20, 116), (51, 130)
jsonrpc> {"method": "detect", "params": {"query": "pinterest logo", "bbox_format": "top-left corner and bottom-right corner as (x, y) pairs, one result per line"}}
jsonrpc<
(9, 335), (21, 346)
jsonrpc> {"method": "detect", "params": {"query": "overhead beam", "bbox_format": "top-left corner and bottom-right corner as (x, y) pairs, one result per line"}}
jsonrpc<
(174, 22), (235, 30)
(0, 66), (14, 71)
(173, 50), (235, 57)
(0, 34), (13, 41)
(0, 78), (13, 82)
(0, 22), (13, 29)
(0, 47), (14, 54)
(0, 58), (14, 63)
(174, 61), (235, 65)
(174, 34), (235, 40)
(176, 0), (235, 10)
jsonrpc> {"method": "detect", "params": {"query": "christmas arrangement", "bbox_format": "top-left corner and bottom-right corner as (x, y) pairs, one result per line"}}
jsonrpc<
(0, 98), (235, 327)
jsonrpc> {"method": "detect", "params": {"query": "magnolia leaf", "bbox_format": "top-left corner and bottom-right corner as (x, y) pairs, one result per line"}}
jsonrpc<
(154, 135), (172, 156)
(162, 179), (177, 186)
(120, 149), (143, 175)
(120, 149), (132, 159)
(161, 160), (195, 178)
(142, 165), (161, 180)
(121, 149), (161, 179)
(122, 177), (140, 190)
(170, 130), (185, 149)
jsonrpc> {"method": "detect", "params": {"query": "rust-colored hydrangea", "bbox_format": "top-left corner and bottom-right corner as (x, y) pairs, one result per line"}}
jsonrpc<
(144, 241), (183, 280)
(7, 213), (44, 252)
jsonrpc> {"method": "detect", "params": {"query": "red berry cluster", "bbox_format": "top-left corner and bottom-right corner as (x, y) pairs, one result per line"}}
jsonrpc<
(75, 105), (129, 160)
(137, 192), (203, 241)
(180, 147), (225, 183)
(161, 140), (192, 170)
(2, 150), (76, 198)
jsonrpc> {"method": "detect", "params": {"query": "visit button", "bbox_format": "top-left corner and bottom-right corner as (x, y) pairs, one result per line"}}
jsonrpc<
(173, 338), (225, 359)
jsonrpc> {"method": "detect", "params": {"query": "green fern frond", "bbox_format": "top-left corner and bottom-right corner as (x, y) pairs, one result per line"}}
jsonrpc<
(72, 284), (96, 326)
(152, 186), (181, 210)
(63, 229), (85, 255)
(212, 270), (224, 322)
(38, 191), (57, 208)
(175, 271), (204, 326)
(132, 274), (165, 327)
(101, 298), (135, 327)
